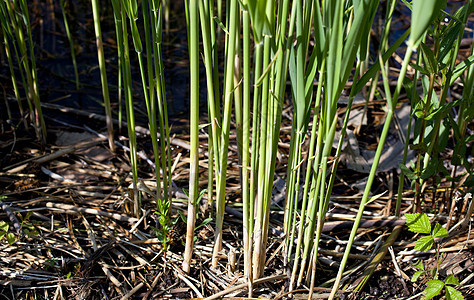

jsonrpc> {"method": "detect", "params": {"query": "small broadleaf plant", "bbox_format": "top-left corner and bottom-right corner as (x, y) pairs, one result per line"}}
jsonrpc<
(0, 221), (15, 245)
(0, 209), (39, 245)
(152, 197), (174, 251)
(405, 213), (464, 300)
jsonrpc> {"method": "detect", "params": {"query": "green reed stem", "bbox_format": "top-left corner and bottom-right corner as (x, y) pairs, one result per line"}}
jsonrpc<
(114, 0), (139, 217)
(18, 0), (46, 144)
(241, 6), (251, 279)
(183, 0), (199, 274)
(198, 0), (218, 218)
(329, 45), (415, 300)
(59, 0), (79, 90)
(110, 0), (124, 132)
(91, 0), (115, 151)
(151, 2), (173, 209)
(211, 0), (238, 269)
(4, 0), (46, 143)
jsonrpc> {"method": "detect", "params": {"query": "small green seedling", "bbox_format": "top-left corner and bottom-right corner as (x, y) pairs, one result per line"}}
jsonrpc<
(405, 213), (464, 300)
(19, 211), (39, 239)
(0, 208), (38, 245)
(152, 197), (175, 251)
(0, 221), (15, 245)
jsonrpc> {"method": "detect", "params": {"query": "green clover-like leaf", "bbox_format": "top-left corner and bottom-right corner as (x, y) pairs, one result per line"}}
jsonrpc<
(420, 42), (438, 74)
(406, 213), (431, 234)
(445, 285), (464, 300)
(411, 270), (425, 282)
(414, 259), (425, 270)
(399, 164), (418, 181)
(415, 235), (434, 252)
(6, 232), (15, 245)
(421, 157), (439, 180)
(433, 223), (448, 238)
(424, 280), (444, 299)
(445, 275), (460, 286)
(0, 221), (8, 233)
(195, 217), (213, 230)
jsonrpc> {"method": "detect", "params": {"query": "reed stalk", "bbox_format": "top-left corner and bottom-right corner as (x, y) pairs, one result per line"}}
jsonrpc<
(182, 0), (199, 274)
(198, 0), (219, 219)
(110, 0), (139, 216)
(239, 0), (294, 280)
(19, 0), (46, 144)
(111, 0), (171, 225)
(329, 46), (414, 300)
(110, 0), (124, 131)
(151, 1), (173, 209)
(91, 0), (115, 152)
(59, 0), (79, 90)
(211, 0), (238, 269)
(241, 4), (251, 282)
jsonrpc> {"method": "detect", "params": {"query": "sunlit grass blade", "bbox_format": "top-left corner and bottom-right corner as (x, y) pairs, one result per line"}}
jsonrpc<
(110, 0), (124, 131)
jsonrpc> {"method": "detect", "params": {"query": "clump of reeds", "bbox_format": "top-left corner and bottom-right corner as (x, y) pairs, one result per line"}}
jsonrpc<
(107, 0), (172, 222)
(0, 0), (46, 143)
(3, 1), (472, 298)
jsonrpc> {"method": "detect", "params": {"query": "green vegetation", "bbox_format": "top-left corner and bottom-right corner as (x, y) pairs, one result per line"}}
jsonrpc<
(110, 0), (172, 222)
(153, 198), (173, 251)
(91, 0), (115, 152)
(398, 0), (474, 214)
(0, 0), (46, 143)
(0, 0), (472, 298)
(406, 213), (464, 300)
(0, 221), (15, 245)
(59, 0), (80, 90)
(0, 210), (39, 245)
